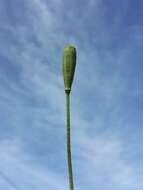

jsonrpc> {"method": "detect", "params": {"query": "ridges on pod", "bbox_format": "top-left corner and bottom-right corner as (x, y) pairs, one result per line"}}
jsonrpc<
(62, 45), (76, 94)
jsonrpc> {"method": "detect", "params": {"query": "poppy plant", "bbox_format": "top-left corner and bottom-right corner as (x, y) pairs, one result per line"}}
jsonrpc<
(62, 45), (76, 190)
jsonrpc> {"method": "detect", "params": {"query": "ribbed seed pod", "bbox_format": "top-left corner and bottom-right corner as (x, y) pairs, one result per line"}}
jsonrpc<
(63, 45), (76, 94)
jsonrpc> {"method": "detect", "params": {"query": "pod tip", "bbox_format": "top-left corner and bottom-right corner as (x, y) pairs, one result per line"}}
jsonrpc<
(64, 44), (76, 51)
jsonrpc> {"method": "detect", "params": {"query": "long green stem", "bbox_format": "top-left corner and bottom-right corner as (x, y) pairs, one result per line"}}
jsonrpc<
(66, 92), (74, 190)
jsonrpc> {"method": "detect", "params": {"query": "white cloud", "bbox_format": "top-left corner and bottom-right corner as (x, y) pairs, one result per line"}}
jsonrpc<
(73, 131), (143, 190)
(0, 139), (67, 190)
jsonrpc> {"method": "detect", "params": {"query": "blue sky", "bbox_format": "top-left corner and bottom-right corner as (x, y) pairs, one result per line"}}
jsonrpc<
(0, 0), (143, 189)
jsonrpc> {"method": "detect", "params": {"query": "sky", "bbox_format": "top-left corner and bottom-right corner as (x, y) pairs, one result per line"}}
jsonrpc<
(0, 0), (143, 189)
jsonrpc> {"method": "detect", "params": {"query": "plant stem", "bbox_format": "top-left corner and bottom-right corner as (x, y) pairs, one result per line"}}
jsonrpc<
(66, 92), (74, 190)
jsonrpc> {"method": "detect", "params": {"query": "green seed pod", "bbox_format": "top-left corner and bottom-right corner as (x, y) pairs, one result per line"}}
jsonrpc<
(62, 45), (76, 94)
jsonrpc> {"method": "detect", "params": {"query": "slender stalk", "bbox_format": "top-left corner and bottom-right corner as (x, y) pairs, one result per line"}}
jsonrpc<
(66, 92), (74, 190)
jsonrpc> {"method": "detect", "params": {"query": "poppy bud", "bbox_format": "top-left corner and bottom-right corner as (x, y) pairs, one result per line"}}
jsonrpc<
(62, 45), (76, 94)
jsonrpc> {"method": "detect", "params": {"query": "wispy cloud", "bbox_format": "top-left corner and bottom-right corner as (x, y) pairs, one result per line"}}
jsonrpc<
(0, 139), (67, 190)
